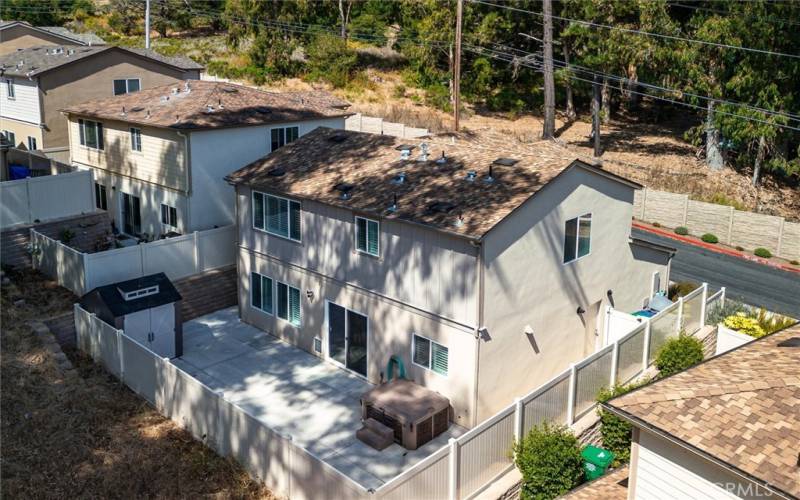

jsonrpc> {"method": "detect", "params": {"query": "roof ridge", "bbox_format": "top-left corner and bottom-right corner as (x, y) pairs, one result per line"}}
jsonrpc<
(616, 378), (798, 407)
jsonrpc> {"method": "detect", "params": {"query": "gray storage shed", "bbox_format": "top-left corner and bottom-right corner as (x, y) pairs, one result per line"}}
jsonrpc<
(80, 273), (183, 358)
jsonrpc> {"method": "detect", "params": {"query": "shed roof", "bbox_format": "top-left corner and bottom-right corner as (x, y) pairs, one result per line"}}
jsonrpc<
(605, 324), (800, 499)
(82, 272), (181, 317)
(60, 80), (353, 130)
(226, 127), (642, 239)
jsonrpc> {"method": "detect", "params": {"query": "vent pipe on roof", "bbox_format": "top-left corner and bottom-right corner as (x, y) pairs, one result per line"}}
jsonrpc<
(454, 213), (464, 228)
(121, 106), (126, 116)
(184, 81), (190, 93)
(418, 142), (429, 162)
(465, 170), (477, 182)
(218, 98), (224, 109)
(388, 193), (398, 213)
(484, 165), (495, 183)
(391, 172), (406, 185)
(436, 151), (446, 165)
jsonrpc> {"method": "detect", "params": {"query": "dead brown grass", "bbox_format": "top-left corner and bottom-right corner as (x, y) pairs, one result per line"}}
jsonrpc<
(1, 268), (275, 499)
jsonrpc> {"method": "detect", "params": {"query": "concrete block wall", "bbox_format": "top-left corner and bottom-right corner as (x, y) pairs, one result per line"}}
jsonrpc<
(634, 188), (800, 261)
(345, 113), (430, 139)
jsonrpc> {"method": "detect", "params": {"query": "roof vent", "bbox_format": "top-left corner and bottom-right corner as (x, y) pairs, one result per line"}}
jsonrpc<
(391, 172), (407, 185)
(387, 193), (398, 212)
(484, 165), (495, 183)
(222, 87), (239, 93)
(436, 151), (447, 165)
(218, 98), (224, 109)
(171, 87), (179, 95)
(418, 142), (429, 162)
(184, 81), (190, 93)
(267, 167), (286, 177)
(396, 144), (415, 160)
(67, 48), (75, 55)
(119, 284), (159, 301)
(205, 105), (214, 113)
(453, 213), (465, 228)
(428, 201), (457, 214)
(777, 337), (800, 348)
(160, 95), (169, 102)
(493, 157), (519, 166)
(334, 182), (355, 200)
(465, 170), (477, 182)
(120, 106), (126, 116)
(131, 106), (145, 112)
(328, 133), (348, 143)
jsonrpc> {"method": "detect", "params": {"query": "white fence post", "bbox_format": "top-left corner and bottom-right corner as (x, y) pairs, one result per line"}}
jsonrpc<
(566, 363), (577, 425)
(699, 283), (708, 328)
(82, 251), (91, 295)
(642, 319), (652, 370)
(193, 230), (200, 273)
(448, 437), (460, 500)
(513, 397), (524, 443)
(720, 286), (726, 307)
(117, 328), (125, 383)
(677, 296), (685, 333)
(610, 341), (619, 387)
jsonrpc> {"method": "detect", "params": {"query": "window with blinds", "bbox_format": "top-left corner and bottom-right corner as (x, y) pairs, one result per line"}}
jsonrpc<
(277, 281), (301, 327)
(252, 191), (301, 241)
(251, 272), (273, 314)
(412, 334), (448, 377)
(355, 216), (380, 256)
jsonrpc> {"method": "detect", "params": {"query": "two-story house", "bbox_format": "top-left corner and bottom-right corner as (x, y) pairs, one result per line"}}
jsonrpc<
(0, 20), (106, 55)
(226, 128), (675, 428)
(0, 44), (202, 157)
(61, 81), (352, 238)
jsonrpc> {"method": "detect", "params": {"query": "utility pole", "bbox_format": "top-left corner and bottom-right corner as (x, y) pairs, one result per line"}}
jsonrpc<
(453, 0), (463, 132)
(541, 0), (555, 139)
(592, 74), (602, 158)
(145, 0), (151, 49)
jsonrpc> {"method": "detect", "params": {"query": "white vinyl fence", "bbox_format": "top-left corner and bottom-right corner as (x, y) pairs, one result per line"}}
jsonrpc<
(32, 225), (235, 295)
(1, 170), (95, 228)
(75, 305), (371, 500)
(345, 113), (430, 139)
(76, 283), (714, 500)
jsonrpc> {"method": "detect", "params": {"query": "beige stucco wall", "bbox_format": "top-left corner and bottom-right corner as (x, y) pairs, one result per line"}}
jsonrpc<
(0, 26), (73, 55)
(238, 247), (478, 427)
(39, 49), (195, 148)
(475, 167), (670, 421)
(630, 428), (772, 500)
(0, 117), (42, 149)
(68, 116), (187, 193)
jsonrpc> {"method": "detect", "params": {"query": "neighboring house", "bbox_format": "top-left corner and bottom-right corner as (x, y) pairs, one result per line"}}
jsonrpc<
(0, 20), (106, 55)
(225, 128), (675, 427)
(0, 44), (203, 154)
(604, 324), (800, 500)
(61, 81), (352, 238)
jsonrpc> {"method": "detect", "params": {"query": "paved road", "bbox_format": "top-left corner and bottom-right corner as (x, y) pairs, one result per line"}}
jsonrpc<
(632, 228), (800, 317)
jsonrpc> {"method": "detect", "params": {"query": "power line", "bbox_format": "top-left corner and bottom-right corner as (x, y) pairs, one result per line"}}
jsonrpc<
(469, 0), (800, 60)
(668, 2), (800, 28)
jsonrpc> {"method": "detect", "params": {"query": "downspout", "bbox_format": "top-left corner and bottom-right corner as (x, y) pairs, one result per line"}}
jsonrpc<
(176, 131), (191, 232)
(471, 238), (485, 428)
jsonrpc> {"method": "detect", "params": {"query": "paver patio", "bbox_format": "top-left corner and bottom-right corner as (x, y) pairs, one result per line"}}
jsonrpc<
(172, 307), (466, 490)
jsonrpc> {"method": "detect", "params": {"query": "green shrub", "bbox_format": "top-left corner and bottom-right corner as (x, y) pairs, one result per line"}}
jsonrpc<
(652, 221), (661, 228)
(707, 192), (748, 211)
(674, 226), (689, 235)
(655, 334), (704, 377)
(735, 246), (745, 251)
(701, 233), (719, 244)
(754, 247), (772, 258)
(514, 423), (584, 500)
(668, 281), (699, 300)
(706, 299), (745, 325)
(791, 260), (799, 266)
(306, 33), (357, 89)
(597, 380), (649, 465)
(59, 228), (75, 244)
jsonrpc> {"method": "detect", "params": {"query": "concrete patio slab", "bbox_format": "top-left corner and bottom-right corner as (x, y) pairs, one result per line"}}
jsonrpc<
(174, 307), (466, 490)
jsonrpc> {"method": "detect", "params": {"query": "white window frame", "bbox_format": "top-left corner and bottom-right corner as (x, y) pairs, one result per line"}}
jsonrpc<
(252, 190), (302, 242)
(5, 79), (14, 100)
(113, 78), (141, 96)
(78, 119), (104, 150)
(250, 271), (274, 315)
(95, 182), (107, 211)
(27, 136), (37, 151)
(276, 280), (302, 327)
(270, 126), (300, 152)
(3, 130), (16, 146)
(563, 213), (592, 264)
(130, 127), (142, 152)
(411, 334), (448, 377)
(160, 203), (178, 229)
(354, 216), (380, 257)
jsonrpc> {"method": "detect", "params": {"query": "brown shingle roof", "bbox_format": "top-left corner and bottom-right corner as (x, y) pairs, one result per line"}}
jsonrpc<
(226, 127), (641, 239)
(606, 325), (800, 498)
(60, 81), (353, 131)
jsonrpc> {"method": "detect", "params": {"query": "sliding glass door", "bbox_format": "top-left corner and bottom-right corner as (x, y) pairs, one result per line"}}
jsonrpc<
(327, 302), (368, 378)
